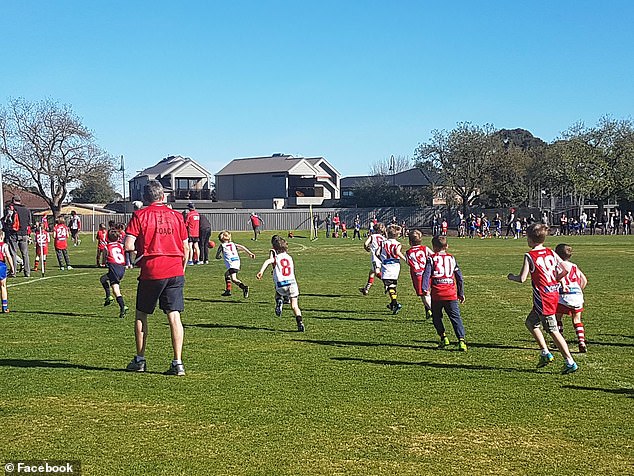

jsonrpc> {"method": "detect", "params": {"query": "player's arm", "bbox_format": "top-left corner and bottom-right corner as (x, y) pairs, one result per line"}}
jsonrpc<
(182, 239), (189, 272)
(215, 245), (222, 259)
(235, 243), (255, 258)
(363, 236), (371, 252)
(554, 259), (569, 282)
(507, 255), (530, 283)
(421, 257), (433, 294)
(256, 258), (274, 280)
(4, 245), (14, 274)
(578, 268), (588, 289)
(454, 262), (465, 303)
(396, 245), (407, 262)
(124, 234), (136, 253)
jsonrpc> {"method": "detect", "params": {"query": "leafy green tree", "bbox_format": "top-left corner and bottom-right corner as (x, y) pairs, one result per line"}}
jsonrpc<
(70, 164), (119, 203)
(0, 98), (114, 218)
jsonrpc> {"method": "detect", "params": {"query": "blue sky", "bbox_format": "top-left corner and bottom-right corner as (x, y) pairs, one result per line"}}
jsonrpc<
(2, 0), (633, 192)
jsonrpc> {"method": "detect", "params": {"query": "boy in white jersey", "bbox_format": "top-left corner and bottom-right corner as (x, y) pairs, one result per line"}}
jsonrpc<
(215, 230), (255, 298)
(379, 224), (407, 314)
(555, 243), (588, 353)
(359, 223), (386, 295)
(256, 235), (305, 332)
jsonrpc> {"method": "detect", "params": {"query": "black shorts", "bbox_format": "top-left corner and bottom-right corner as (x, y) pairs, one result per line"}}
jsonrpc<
(189, 237), (199, 243)
(136, 275), (185, 315)
(226, 268), (240, 275)
(107, 263), (125, 285)
(382, 279), (398, 288)
(70, 229), (79, 238)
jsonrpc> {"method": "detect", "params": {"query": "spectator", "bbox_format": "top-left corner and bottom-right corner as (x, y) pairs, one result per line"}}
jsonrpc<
(199, 213), (212, 264)
(68, 210), (82, 246)
(124, 180), (189, 376)
(249, 212), (263, 241)
(2, 196), (32, 277)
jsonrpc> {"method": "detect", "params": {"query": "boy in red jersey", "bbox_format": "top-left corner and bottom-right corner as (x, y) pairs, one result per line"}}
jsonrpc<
(405, 229), (433, 319)
(53, 217), (72, 270)
(96, 223), (108, 267)
(555, 243), (588, 353)
(0, 231), (15, 312)
(507, 223), (578, 373)
(100, 229), (129, 318)
(359, 223), (386, 295)
(124, 180), (189, 376)
(33, 222), (50, 273)
(422, 235), (467, 351)
(185, 203), (200, 264)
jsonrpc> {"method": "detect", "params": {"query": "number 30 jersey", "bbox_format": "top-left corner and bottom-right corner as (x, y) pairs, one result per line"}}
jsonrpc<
(422, 251), (464, 301)
(273, 251), (296, 287)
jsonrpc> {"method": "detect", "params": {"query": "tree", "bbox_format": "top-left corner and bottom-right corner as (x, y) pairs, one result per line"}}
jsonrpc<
(0, 98), (114, 218)
(69, 163), (119, 203)
(346, 176), (429, 207)
(414, 122), (499, 214)
(553, 116), (634, 217)
(369, 155), (411, 176)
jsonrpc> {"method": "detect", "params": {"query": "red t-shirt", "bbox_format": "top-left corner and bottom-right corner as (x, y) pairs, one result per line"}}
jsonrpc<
(53, 224), (70, 250)
(526, 247), (562, 315)
(97, 229), (108, 250)
(185, 210), (200, 238)
(250, 215), (261, 227)
(125, 203), (188, 280)
(106, 241), (126, 266)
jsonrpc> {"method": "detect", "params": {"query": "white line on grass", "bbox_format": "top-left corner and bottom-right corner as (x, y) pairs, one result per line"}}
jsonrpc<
(7, 272), (91, 288)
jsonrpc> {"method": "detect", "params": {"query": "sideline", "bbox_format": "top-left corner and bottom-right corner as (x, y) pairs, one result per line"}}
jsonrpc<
(7, 272), (91, 288)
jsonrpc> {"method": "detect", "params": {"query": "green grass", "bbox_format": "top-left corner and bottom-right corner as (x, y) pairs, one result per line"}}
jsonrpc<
(1, 232), (633, 475)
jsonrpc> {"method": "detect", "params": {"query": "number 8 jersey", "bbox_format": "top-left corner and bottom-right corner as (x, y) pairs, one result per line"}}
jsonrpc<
(273, 251), (296, 287)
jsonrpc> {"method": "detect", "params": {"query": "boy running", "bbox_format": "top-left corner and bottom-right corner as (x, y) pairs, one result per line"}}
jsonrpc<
(53, 217), (72, 270)
(422, 236), (467, 351)
(215, 230), (255, 297)
(379, 224), (407, 314)
(100, 228), (129, 318)
(256, 235), (305, 332)
(555, 243), (588, 353)
(507, 223), (578, 373)
(359, 223), (386, 295)
(405, 229), (433, 319)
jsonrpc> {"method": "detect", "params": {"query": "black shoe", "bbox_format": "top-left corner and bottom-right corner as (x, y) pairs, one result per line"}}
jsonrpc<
(297, 321), (305, 332)
(275, 299), (283, 317)
(392, 303), (402, 315)
(243, 286), (249, 298)
(221, 290), (232, 297)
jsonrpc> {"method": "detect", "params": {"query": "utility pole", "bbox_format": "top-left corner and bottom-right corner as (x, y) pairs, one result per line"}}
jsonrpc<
(120, 155), (126, 222)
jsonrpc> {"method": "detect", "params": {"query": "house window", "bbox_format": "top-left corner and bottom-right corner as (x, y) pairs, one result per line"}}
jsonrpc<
(342, 190), (354, 198)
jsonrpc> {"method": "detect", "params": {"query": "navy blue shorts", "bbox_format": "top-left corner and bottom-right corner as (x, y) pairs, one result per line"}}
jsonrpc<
(136, 275), (185, 315)
(0, 262), (7, 280)
(107, 263), (125, 285)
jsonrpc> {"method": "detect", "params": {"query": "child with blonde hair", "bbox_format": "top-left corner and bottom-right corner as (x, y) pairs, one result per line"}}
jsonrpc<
(215, 230), (255, 297)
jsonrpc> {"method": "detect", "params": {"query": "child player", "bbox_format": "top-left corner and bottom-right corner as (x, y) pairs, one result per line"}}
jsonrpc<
(359, 223), (386, 295)
(215, 230), (255, 297)
(507, 223), (578, 373)
(53, 217), (72, 270)
(405, 229), (433, 320)
(256, 235), (305, 332)
(96, 223), (108, 267)
(379, 224), (407, 314)
(99, 228), (128, 318)
(422, 236), (467, 351)
(33, 222), (50, 273)
(0, 231), (15, 313)
(555, 243), (588, 353)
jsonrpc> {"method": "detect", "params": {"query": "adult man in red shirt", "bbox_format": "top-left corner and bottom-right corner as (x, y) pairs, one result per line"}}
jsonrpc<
(249, 212), (262, 241)
(185, 203), (200, 264)
(124, 180), (189, 376)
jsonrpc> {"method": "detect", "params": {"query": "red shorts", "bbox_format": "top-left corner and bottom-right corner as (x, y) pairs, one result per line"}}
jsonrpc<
(556, 303), (583, 315)
(410, 272), (424, 296)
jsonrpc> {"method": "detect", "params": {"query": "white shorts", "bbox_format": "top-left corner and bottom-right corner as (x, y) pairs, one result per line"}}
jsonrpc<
(276, 282), (299, 299)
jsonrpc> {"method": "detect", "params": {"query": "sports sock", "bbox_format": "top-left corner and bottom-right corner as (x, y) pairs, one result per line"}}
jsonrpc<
(116, 296), (125, 310)
(172, 359), (183, 366)
(100, 275), (110, 295)
(226, 281), (232, 291)
(565, 357), (575, 366)
(295, 315), (303, 324)
(388, 287), (398, 304)
(135, 355), (145, 362)
(574, 322), (586, 344)
(238, 282), (246, 290)
(540, 348), (550, 356)
(2, 299), (8, 312)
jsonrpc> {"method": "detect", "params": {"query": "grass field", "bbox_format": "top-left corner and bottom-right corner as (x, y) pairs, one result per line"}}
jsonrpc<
(1, 231), (633, 475)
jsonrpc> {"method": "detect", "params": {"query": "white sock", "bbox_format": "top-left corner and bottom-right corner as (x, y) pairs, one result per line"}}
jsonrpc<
(540, 349), (550, 356)
(135, 355), (145, 362)
(565, 357), (575, 366)
(172, 359), (182, 365)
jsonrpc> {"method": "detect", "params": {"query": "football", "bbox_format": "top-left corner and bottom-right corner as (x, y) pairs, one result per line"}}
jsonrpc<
(209, 240), (216, 248)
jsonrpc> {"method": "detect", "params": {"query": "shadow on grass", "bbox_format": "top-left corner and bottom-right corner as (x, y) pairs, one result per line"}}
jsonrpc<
(331, 356), (537, 374)
(185, 297), (268, 305)
(595, 334), (634, 340)
(412, 340), (537, 352)
(309, 315), (388, 322)
(0, 358), (165, 375)
(184, 323), (297, 333)
(301, 293), (345, 298)
(562, 385), (634, 398)
(585, 340), (634, 348)
(294, 338), (431, 350)
(11, 310), (102, 318)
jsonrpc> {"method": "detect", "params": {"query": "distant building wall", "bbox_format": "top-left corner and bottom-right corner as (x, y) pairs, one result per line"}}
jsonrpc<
(216, 174), (287, 201)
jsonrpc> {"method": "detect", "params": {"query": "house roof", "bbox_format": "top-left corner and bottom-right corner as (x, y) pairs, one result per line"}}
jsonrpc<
(132, 155), (211, 180)
(216, 155), (324, 176)
(2, 185), (50, 211)
(341, 168), (440, 188)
